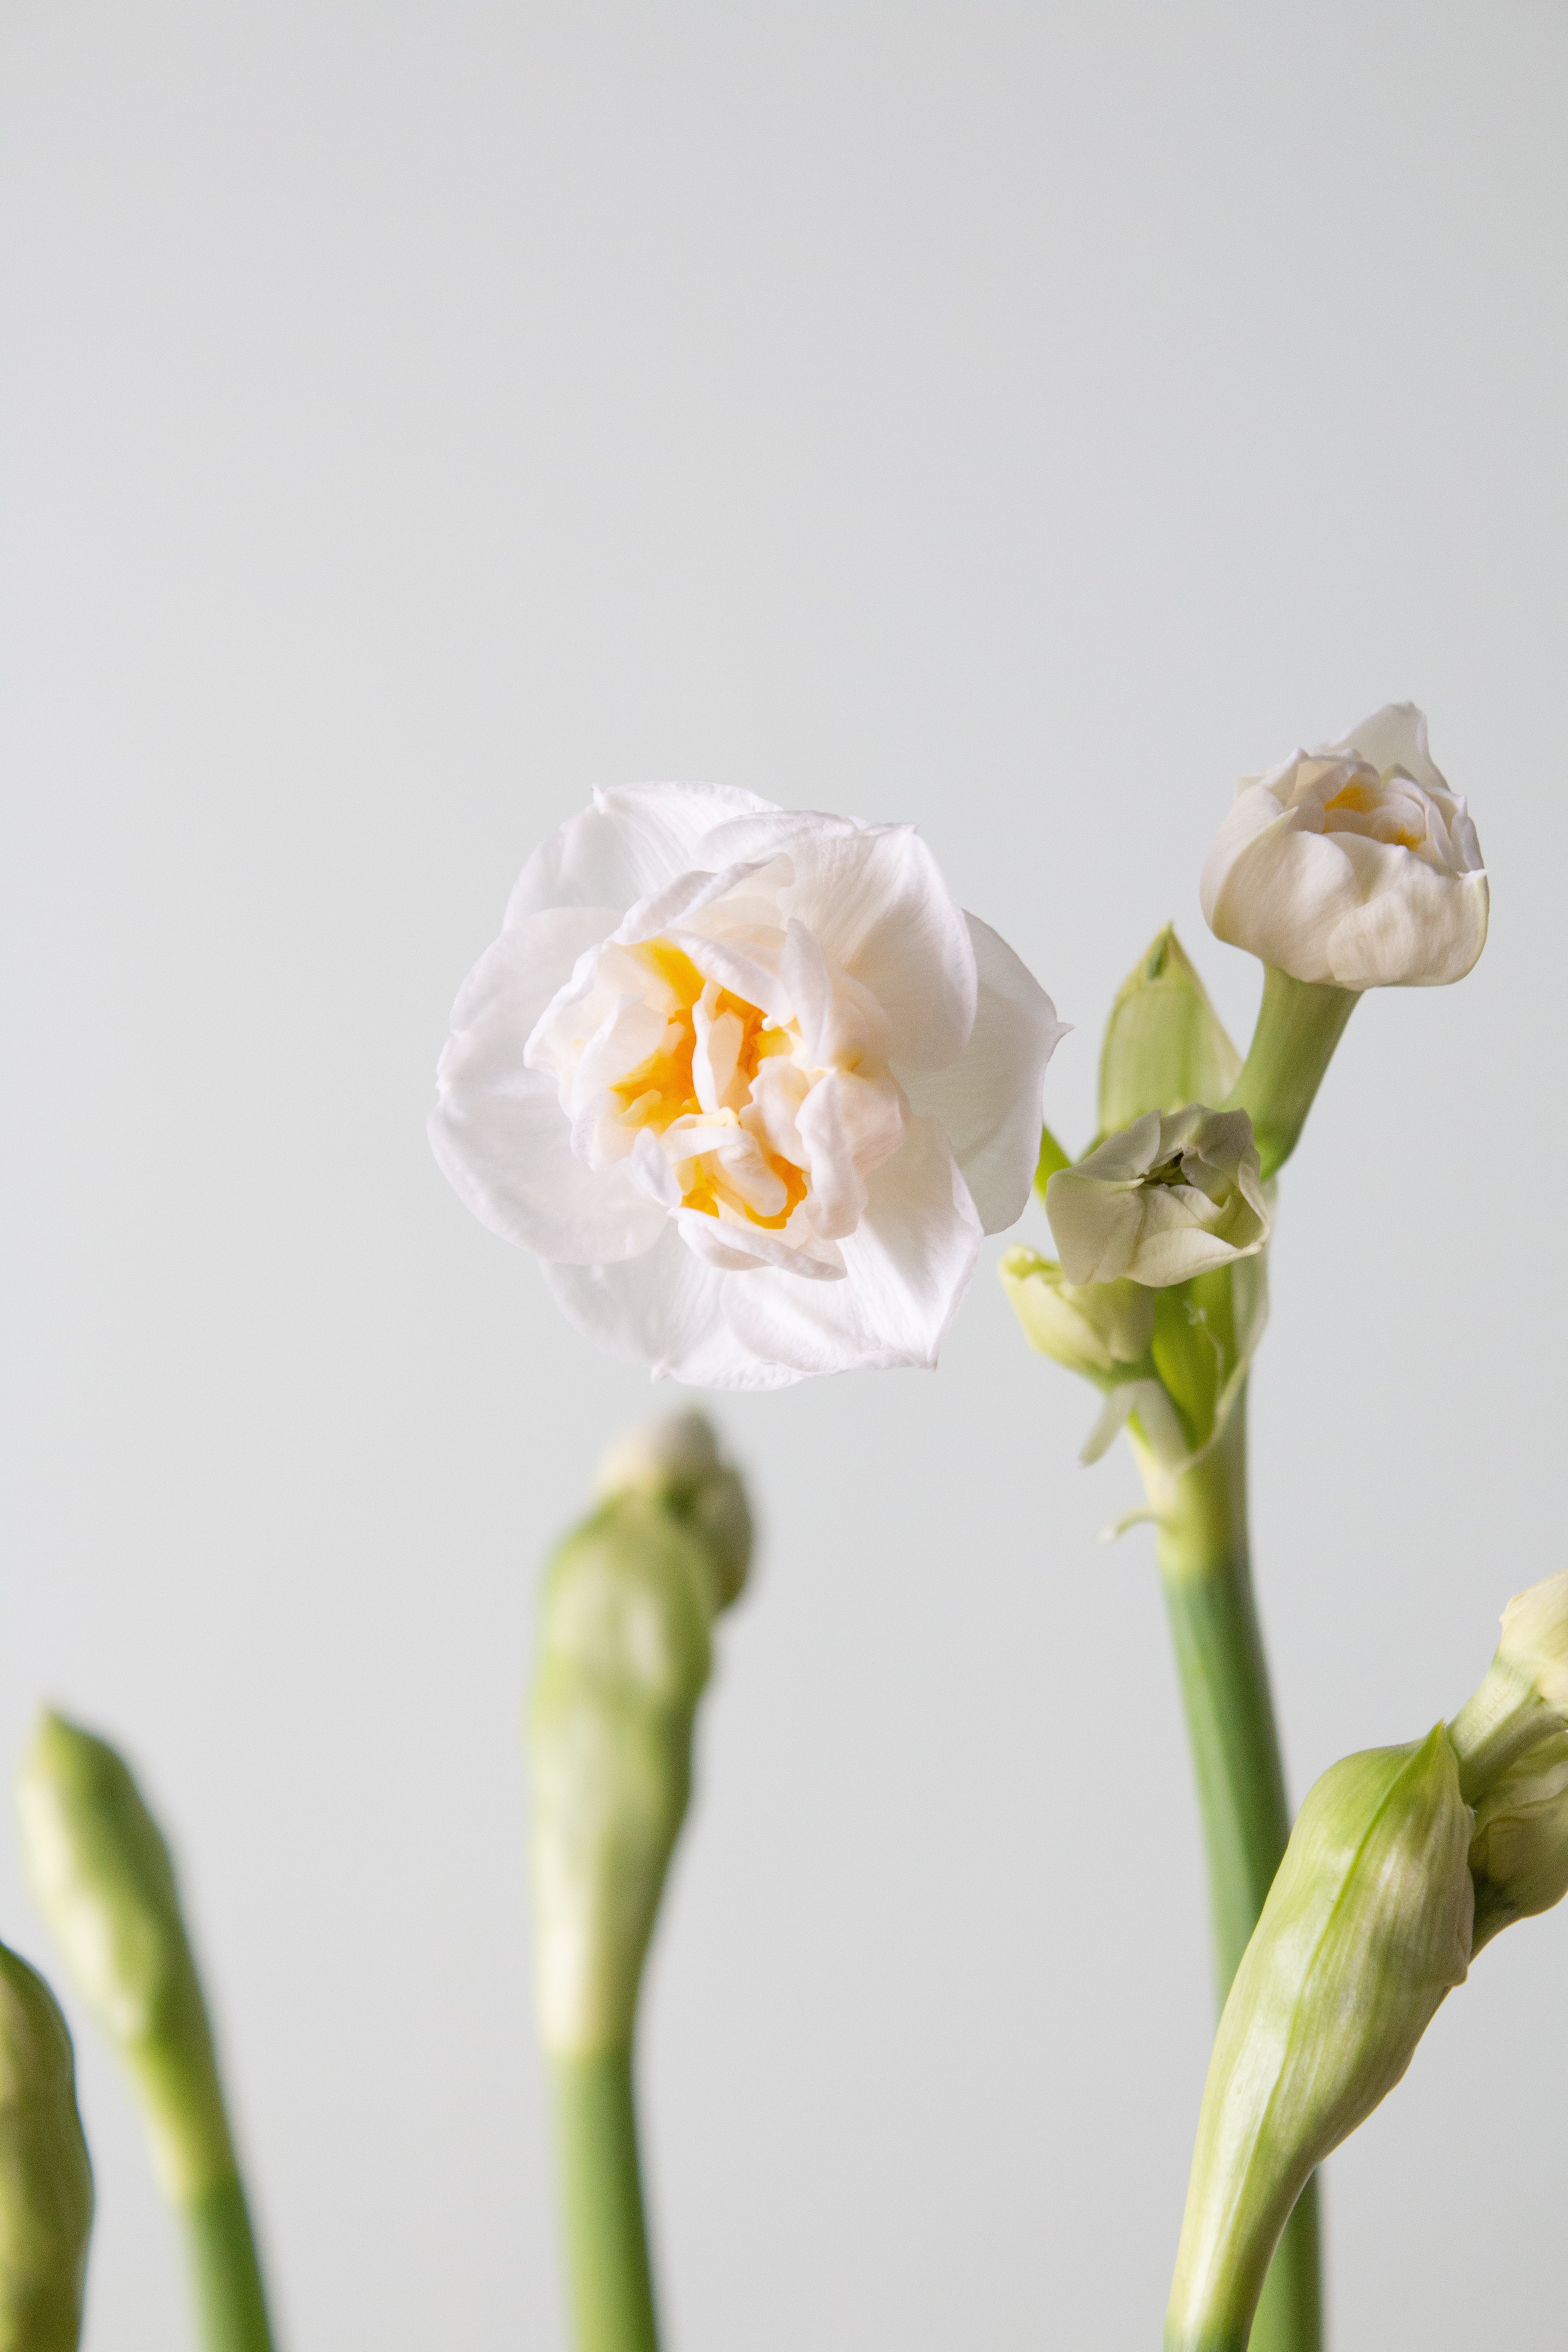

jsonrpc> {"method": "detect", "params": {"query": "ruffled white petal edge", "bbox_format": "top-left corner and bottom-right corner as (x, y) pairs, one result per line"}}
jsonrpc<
(505, 782), (780, 926)
(543, 1227), (803, 1390)
(429, 905), (667, 1264)
(720, 1115), (983, 1377)
(899, 913), (1069, 1233)
(543, 1115), (983, 1388)
(696, 809), (979, 1071)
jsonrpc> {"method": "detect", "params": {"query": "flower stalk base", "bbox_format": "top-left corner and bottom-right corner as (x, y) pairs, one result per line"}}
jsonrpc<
(1139, 1389), (1322, 2352)
(551, 2051), (661, 2352)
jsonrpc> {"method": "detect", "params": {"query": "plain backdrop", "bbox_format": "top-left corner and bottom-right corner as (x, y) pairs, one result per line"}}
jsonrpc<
(1, 5), (1565, 2347)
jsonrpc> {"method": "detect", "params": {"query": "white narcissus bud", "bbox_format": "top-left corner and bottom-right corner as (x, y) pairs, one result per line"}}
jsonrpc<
(1167, 1727), (1473, 2352)
(1044, 1107), (1268, 1289)
(1494, 1569), (1568, 1715)
(1200, 703), (1488, 990)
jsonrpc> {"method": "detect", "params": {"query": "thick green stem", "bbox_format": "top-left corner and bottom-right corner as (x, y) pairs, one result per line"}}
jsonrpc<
(1223, 968), (1357, 1180)
(550, 2050), (660, 2352)
(179, 2174), (276, 2352)
(1144, 1391), (1321, 2352)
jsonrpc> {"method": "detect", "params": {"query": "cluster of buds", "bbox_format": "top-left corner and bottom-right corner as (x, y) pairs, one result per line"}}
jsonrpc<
(1167, 1569), (1568, 2351)
(1003, 928), (1268, 1479)
(1007, 706), (1488, 1495)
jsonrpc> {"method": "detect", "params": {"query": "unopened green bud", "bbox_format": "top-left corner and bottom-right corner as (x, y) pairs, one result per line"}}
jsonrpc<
(1098, 927), (1241, 1141)
(999, 1249), (1155, 1380)
(1167, 1726), (1472, 2352)
(1449, 1568), (1568, 1802)
(17, 1717), (234, 2206)
(1468, 1727), (1568, 1954)
(0, 1944), (92, 2352)
(596, 1408), (753, 1613)
(530, 1418), (752, 2058)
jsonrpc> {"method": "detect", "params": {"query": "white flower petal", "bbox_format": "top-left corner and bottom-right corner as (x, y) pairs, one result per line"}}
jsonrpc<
(1319, 702), (1446, 793)
(698, 812), (977, 1069)
(1205, 805), (1363, 984)
(1322, 839), (1489, 988)
(543, 1226), (801, 1390)
(720, 1116), (982, 1376)
(505, 783), (778, 926)
(899, 913), (1069, 1234)
(429, 910), (665, 1264)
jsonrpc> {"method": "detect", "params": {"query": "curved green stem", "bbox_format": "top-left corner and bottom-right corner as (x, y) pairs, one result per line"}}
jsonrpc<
(179, 2174), (276, 2352)
(1141, 1390), (1321, 2352)
(550, 2050), (660, 2352)
(1222, 968), (1357, 1180)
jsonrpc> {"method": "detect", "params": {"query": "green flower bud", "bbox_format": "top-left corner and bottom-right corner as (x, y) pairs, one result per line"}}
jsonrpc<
(998, 1249), (1155, 1381)
(17, 1717), (234, 2205)
(1468, 1727), (1568, 1954)
(530, 1419), (753, 2058)
(1449, 1568), (1568, 1802)
(596, 1408), (753, 1613)
(1099, 926), (1242, 1141)
(1167, 1726), (1472, 2352)
(0, 1944), (92, 2352)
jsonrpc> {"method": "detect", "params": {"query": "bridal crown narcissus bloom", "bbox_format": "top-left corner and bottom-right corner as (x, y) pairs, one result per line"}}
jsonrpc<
(430, 785), (1066, 1389)
(1200, 702), (1488, 990)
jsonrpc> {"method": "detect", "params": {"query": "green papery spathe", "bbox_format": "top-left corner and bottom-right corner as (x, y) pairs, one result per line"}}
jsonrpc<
(531, 1415), (750, 2060)
(0, 1943), (92, 2352)
(1098, 926), (1242, 1142)
(1166, 1727), (1473, 2352)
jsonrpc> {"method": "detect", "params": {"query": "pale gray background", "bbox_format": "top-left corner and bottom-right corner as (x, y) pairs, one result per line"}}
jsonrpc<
(1, 5), (1564, 2346)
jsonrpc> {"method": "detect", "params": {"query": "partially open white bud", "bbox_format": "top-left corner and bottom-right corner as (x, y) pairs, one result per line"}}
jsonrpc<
(1494, 1570), (1568, 1715)
(1200, 703), (1487, 990)
(1045, 1107), (1268, 1289)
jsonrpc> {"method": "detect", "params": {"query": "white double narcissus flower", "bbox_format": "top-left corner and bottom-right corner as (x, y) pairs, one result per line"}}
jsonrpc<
(1044, 1106), (1268, 1288)
(431, 785), (1065, 1388)
(1200, 702), (1488, 989)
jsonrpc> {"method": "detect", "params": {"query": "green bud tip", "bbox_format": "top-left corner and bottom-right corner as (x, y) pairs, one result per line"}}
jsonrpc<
(16, 1714), (235, 2207)
(597, 1408), (752, 1614)
(1097, 926), (1241, 1143)
(0, 1943), (93, 2352)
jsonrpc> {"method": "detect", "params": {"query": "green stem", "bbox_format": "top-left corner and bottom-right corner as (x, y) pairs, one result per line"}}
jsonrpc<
(1145, 1390), (1321, 2352)
(550, 2050), (660, 2352)
(1223, 968), (1357, 1180)
(179, 2174), (276, 2352)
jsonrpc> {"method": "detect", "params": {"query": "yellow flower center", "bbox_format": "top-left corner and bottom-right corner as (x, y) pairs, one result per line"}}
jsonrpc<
(609, 939), (809, 1231)
(1322, 778), (1425, 853)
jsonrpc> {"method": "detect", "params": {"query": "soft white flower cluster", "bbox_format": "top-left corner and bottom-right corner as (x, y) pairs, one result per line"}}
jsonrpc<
(432, 786), (1065, 1388)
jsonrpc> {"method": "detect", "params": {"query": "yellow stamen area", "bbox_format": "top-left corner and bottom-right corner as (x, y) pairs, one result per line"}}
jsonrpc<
(609, 938), (810, 1231)
(1323, 780), (1424, 852)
